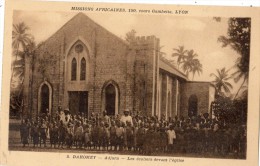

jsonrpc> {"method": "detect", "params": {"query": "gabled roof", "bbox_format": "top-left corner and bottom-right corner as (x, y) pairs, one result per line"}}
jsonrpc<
(159, 57), (188, 80)
(40, 12), (129, 48)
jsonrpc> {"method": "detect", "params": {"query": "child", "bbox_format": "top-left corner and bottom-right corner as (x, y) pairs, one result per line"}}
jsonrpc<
(159, 123), (167, 153)
(91, 122), (98, 150)
(104, 123), (110, 150)
(39, 119), (47, 147)
(49, 122), (55, 148)
(110, 121), (117, 151)
(31, 122), (39, 147)
(66, 122), (74, 148)
(97, 122), (105, 150)
(133, 121), (139, 151)
(125, 121), (133, 151)
(58, 120), (67, 148)
(52, 122), (59, 148)
(20, 119), (30, 147)
(75, 121), (84, 149)
(136, 122), (145, 153)
(84, 124), (92, 150)
(166, 125), (176, 153)
(115, 122), (124, 151)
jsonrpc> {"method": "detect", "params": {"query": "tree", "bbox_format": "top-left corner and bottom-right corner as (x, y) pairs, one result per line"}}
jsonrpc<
(13, 40), (36, 98)
(125, 29), (136, 43)
(172, 47), (202, 80)
(11, 22), (34, 118)
(218, 18), (250, 99)
(232, 57), (249, 99)
(11, 53), (25, 89)
(210, 68), (233, 97)
(181, 49), (198, 79)
(172, 46), (187, 69)
(191, 59), (203, 81)
(12, 22), (33, 84)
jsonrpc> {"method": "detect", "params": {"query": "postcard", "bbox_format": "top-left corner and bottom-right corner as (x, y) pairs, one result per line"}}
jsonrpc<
(1, 1), (259, 166)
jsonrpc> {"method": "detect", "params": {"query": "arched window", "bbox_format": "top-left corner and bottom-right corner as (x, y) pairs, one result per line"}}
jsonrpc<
(71, 58), (77, 81)
(80, 57), (86, 80)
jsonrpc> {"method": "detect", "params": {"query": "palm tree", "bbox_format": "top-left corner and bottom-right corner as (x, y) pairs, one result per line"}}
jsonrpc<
(232, 58), (249, 99)
(12, 22), (33, 84)
(181, 50), (198, 79)
(172, 46), (187, 69)
(210, 68), (233, 97)
(191, 59), (203, 80)
(12, 22), (34, 118)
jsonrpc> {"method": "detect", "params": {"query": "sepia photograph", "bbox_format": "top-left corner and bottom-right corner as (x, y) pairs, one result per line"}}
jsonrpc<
(1, 1), (260, 166)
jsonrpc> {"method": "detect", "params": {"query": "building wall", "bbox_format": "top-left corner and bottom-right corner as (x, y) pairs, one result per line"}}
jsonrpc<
(180, 82), (211, 118)
(28, 13), (159, 118)
(25, 13), (212, 119)
(129, 36), (160, 116)
(156, 71), (181, 120)
(30, 13), (130, 118)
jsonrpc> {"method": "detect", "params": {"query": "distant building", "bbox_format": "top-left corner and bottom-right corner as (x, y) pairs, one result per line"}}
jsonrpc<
(23, 13), (215, 119)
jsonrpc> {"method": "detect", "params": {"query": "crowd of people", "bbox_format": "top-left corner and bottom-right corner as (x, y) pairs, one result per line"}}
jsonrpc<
(19, 109), (247, 156)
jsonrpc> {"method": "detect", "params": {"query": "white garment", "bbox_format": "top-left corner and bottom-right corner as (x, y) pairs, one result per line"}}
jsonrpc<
(120, 115), (133, 126)
(167, 129), (176, 145)
(60, 111), (65, 122)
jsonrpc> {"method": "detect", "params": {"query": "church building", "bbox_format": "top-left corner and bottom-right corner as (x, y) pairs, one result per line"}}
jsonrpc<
(23, 13), (215, 119)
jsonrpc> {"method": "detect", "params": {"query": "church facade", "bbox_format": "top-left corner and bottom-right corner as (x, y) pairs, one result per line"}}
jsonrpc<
(23, 13), (215, 119)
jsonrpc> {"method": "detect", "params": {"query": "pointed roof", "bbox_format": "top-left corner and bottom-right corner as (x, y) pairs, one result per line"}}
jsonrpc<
(41, 12), (128, 47)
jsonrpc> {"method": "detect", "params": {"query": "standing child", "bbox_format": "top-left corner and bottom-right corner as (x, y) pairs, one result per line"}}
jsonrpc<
(31, 122), (39, 147)
(75, 121), (84, 149)
(97, 122), (105, 150)
(84, 124), (92, 150)
(115, 122), (124, 151)
(39, 119), (47, 147)
(125, 121), (133, 151)
(136, 122), (145, 153)
(110, 121), (117, 151)
(91, 121), (98, 150)
(166, 125), (176, 153)
(49, 122), (54, 148)
(58, 120), (67, 148)
(20, 119), (30, 147)
(52, 122), (59, 148)
(66, 122), (74, 148)
(133, 121), (139, 151)
(104, 123), (110, 150)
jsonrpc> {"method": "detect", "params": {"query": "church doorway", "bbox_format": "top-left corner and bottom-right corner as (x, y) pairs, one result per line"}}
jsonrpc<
(41, 84), (49, 113)
(105, 84), (116, 115)
(188, 94), (198, 117)
(69, 91), (88, 116)
(38, 81), (52, 115)
(102, 81), (119, 116)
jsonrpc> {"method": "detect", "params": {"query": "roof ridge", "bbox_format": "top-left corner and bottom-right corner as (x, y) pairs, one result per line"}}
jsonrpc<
(39, 12), (129, 48)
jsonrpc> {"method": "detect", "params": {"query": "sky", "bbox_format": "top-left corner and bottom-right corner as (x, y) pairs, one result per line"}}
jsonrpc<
(13, 11), (244, 95)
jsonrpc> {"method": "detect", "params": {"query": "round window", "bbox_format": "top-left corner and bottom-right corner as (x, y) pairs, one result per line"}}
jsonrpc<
(75, 44), (83, 53)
